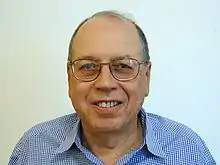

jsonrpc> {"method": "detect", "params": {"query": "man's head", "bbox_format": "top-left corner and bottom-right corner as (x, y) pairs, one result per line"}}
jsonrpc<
(67, 10), (151, 132)
(68, 11), (150, 62)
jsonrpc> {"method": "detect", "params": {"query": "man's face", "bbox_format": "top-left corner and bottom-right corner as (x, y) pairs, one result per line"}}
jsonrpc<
(67, 17), (151, 132)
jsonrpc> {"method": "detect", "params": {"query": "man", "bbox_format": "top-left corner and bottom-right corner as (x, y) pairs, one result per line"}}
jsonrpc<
(9, 10), (216, 165)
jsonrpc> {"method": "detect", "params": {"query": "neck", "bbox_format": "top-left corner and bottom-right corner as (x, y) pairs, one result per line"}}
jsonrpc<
(81, 118), (143, 164)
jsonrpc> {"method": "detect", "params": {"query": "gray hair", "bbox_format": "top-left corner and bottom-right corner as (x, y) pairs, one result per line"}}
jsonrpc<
(68, 10), (150, 62)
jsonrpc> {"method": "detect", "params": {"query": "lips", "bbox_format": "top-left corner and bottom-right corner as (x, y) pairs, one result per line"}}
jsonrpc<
(92, 100), (122, 110)
(96, 101), (121, 108)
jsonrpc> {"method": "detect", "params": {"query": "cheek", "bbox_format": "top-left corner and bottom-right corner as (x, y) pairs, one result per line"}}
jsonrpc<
(69, 81), (91, 107)
(121, 80), (146, 106)
(132, 77), (146, 96)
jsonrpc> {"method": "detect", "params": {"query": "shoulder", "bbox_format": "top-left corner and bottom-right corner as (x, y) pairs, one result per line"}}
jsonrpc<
(20, 113), (79, 141)
(9, 113), (79, 164)
(147, 113), (197, 139)
(146, 112), (216, 163)
(147, 112), (204, 146)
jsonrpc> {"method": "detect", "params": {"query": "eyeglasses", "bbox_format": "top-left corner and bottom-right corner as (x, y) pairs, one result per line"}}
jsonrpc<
(68, 58), (149, 82)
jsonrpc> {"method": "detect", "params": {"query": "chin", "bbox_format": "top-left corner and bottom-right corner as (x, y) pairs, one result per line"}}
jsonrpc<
(90, 119), (122, 132)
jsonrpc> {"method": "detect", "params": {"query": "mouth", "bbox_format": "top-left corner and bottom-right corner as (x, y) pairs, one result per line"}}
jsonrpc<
(91, 100), (123, 112)
(95, 101), (122, 108)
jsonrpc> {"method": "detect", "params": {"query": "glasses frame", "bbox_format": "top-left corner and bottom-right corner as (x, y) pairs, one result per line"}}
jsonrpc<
(68, 58), (149, 82)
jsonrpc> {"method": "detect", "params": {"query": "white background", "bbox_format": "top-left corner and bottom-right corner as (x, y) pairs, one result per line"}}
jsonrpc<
(0, 0), (219, 164)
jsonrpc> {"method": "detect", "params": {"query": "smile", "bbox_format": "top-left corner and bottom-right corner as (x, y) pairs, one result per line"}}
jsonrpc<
(95, 101), (122, 108)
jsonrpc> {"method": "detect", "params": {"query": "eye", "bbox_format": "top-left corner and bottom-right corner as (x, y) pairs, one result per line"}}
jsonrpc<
(112, 63), (132, 70)
(80, 63), (97, 70)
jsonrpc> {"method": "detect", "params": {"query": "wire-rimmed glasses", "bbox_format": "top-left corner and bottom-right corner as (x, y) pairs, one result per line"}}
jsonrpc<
(68, 58), (149, 82)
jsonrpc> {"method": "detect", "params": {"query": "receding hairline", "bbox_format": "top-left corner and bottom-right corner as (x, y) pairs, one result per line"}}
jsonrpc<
(68, 10), (150, 62)
(90, 10), (136, 23)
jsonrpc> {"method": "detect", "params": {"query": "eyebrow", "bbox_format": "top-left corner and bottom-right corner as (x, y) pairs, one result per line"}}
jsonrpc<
(75, 56), (98, 60)
(110, 54), (131, 61)
(74, 54), (132, 61)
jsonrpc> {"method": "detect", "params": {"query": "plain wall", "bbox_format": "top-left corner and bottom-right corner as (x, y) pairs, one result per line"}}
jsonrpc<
(0, 0), (219, 164)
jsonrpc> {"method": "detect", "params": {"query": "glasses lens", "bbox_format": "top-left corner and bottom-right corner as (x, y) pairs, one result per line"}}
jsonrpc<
(110, 59), (139, 80)
(73, 60), (100, 81)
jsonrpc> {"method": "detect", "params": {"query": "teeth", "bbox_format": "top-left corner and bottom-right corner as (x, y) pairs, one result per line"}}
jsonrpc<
(97, 101), (120, 108)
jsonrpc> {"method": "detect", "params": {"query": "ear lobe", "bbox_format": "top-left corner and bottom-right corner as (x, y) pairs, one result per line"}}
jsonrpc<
(145, 62), (151, 97)
(145, 83), (150, 97)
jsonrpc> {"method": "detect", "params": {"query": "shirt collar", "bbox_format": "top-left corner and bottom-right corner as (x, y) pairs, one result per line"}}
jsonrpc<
(139, 108), (167, 158)
(55, 118), (80, 154)
(55, 108), (167, 159)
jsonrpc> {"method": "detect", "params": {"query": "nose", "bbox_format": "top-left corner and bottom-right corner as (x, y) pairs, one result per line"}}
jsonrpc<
(94, 64), (117, 92)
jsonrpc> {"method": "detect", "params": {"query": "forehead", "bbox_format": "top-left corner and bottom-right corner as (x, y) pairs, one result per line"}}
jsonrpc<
(71, 16), (142, 61)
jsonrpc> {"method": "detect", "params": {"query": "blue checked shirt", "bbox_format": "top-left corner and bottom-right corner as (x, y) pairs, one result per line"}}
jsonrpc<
(9, 108), (216, 165)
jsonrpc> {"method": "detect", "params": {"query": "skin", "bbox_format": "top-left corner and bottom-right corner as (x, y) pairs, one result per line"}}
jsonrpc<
(67, 16), (151, 164)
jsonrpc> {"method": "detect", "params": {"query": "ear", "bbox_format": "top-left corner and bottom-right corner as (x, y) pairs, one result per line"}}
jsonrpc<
(145, 62), (151, 97)
(67, 63), (72, 98)
(67, 63), (71, 81)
